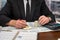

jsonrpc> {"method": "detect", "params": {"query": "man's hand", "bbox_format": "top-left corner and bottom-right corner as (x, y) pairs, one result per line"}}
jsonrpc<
(15, 20), (27, 28)
(38, 15), (51, 25)
(6, 20), (27, 29)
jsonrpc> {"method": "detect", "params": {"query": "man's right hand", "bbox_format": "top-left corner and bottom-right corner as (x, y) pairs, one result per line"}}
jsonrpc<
(6, 20), (27, 29)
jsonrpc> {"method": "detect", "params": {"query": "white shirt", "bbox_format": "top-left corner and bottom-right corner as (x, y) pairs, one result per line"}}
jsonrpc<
(23, 0), (31, 16)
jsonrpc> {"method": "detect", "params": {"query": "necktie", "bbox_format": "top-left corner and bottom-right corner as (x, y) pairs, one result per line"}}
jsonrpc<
(26, 0), (31, 21)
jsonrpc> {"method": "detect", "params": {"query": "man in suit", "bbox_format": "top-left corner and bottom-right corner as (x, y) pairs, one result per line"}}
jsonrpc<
(0, 0), (55, 28)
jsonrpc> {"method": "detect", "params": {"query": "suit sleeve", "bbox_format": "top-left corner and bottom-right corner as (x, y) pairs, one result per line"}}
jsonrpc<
(0, 0), (12, 26)
(40, 0), (55, 23)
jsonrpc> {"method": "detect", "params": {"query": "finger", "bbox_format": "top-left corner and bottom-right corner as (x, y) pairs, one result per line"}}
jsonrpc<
(39, 16), (45, 25)
(42, 20), (49, 25)
(42, 17), (50, 25)
(15, 24), (22, 29)
(39, 15), (45, 20)
(15, 20), (25, 28)
(17, 23), (26, 28)
(21, 20), (27, 25)
(41, 19), (49, 25)
(18, 20), (27, 26)
(39, 16), (49, 25)
(38, 15), (46, 23)
(40, 17), (50, 25)
(21, 20), (26, 23)
(16, 22), (26, 29)
(39, 18), (44, 24)
(15, 22), (24, 29)
(16, 20), (27, 28)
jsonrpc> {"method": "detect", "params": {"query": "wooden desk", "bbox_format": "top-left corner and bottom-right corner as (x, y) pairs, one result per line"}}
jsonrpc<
(37, 31), (60, 40)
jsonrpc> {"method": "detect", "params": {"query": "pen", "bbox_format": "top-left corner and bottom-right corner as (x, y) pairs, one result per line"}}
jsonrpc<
(12, 31), (19, 40)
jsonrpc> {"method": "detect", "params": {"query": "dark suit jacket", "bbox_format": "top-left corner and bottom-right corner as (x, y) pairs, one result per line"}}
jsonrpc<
(0, 0), (55, 26)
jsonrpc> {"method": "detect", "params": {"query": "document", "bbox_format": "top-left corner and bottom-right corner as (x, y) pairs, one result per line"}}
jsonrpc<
(38, 27), (53, 32)
(15, 32), (37, 40)
(2, 26), (16, 30)
(0, 30), (18, 40)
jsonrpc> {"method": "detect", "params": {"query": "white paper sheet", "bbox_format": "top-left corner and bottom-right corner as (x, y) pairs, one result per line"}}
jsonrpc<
(0, 30), (18, 40)
(15, 32), (37, 40)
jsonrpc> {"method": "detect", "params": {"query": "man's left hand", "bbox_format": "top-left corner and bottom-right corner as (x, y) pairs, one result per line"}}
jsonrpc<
(38, 15), (51, 25)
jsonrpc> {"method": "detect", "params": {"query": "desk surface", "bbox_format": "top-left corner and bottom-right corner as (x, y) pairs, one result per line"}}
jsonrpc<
(37, 31), (60, 40)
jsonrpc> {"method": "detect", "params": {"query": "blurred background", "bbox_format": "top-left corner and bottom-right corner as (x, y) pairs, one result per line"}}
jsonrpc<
(0, 0), (7, 10)
(0, 0), (60, 20)
(45, 0), (60, 21)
